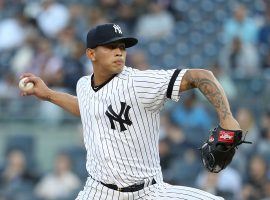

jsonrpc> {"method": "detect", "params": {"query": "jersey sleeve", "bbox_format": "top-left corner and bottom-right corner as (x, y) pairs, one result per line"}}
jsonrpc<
(76, 76), (89, 106)
(76, 76), (85, 97)
(131, 68), (187, 111)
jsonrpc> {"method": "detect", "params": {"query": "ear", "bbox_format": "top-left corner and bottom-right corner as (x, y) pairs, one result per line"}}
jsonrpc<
(86, 48), (96, 61)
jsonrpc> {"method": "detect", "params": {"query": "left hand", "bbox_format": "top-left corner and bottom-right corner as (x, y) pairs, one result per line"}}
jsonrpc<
(200, 125), (250, 173)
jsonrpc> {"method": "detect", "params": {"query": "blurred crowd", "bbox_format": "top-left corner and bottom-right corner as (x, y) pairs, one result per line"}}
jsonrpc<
(0, 0), (270, 200)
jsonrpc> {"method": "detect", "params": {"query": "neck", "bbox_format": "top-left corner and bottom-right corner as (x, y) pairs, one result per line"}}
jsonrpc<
(92, 71), (116, 86)
(92, 64), (123, 86)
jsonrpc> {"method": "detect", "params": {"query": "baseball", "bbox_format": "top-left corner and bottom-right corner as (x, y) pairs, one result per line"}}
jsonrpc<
(19, 77), (34, 92)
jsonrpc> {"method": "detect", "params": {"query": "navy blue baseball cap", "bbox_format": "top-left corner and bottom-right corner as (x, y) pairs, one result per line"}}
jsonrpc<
(86, 23), (138, 49)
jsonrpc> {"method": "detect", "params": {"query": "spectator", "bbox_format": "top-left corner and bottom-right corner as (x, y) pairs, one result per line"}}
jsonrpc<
(0, 0), (6, 20)
(86, 6), (108, 28)
(132, 0), (149, 17)
(196, 171), (219, 196)
(159, 113), (185, 170)
(68, 3), (87, 39)
(227, 104), (259, 176)
(241, 155), (269, 200)
(261, 51), (270, 76)
(235, 107), (259, 156)
(222, 4), (259, 44)
(0, 149), (39, 199)
(0, 71), (18, 99)
(30, 38), (64, 87)
(260, 110), (270, 133)
(197, 167), (242, 200)
(35, 152), (81, 200)
(167, 148), (200, 186)
(163, 120), (191, 158)
(159, 112), (200, 185)
(96, 0), (119, 22)
(262, 180), (270, 200)
(159, 138), (173, 173)
(10, 27), (40, 77)
(0, 15), (26, 51)
(258, 9), (270, 77)
(127, 49), (149, 70)
(257, 128), (270, 162)
(216, 167), (242, 200)
(54, 25), (78, 58)
(136, 1), (175, 40)
(170, 91), (212, 132)
(0, 0), (24, 19)
(114, 3), (137, 35)
(258, 9), (270, 60)
(62, 41), (85, 94)
(37, 0), (70, 38)
(210, 63), (237, 100)
(219, 36), (260, 77)
(19, 38), (66, 123)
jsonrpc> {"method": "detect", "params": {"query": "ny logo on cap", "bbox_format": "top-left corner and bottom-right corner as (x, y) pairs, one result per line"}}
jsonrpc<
(113, 24), (122, 34)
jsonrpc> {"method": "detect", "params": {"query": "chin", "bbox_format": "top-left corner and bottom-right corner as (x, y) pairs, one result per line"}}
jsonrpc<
(113, 64), (124, 73)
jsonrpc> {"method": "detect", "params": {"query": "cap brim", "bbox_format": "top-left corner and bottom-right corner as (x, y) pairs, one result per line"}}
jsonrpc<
(99, 37), (138, 48)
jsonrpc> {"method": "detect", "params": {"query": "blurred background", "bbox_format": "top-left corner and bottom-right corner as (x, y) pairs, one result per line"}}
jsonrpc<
(0, 0), (269, 199)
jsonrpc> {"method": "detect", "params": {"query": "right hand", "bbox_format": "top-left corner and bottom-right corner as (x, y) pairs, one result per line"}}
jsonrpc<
(19, 73), (53, 101)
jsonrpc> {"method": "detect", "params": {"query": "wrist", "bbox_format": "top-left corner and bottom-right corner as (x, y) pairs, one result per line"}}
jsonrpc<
(219, 115), (241, 130)
(219, 112), (233, 121)
(219, 114), (233, 126)
(44, 89), (55, 102)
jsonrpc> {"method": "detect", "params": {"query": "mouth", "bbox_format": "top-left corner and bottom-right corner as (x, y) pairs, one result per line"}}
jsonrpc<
(114, 60), (124, 65)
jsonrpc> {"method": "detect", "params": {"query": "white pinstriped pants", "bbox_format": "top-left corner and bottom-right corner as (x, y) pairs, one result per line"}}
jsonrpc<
(75, 176), (224, 200)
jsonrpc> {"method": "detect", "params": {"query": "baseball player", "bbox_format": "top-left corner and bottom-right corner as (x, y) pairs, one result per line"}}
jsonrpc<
(20, 23), (242, 200)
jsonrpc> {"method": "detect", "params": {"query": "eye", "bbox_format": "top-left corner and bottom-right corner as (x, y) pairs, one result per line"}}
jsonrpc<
(106, 44), (115, 49)
(105, 43), (125, 50)
(119, 44), (126, 50)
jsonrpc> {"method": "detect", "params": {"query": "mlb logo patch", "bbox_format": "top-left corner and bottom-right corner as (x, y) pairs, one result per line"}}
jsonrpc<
(218, 130), (234, 143)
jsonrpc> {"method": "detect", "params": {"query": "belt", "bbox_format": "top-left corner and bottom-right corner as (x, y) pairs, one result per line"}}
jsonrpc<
(100, 179), (156, 192)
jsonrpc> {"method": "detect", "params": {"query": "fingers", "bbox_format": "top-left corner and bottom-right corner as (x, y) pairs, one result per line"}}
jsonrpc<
(24, 76), (40, 84)
(19, 73), (39, 84)
(20, 73), (36, 79)
(20, 91), (34, 96)
(20, 91), (27, 96)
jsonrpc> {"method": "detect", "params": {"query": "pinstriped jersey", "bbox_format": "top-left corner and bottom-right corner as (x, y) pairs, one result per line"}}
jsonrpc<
(76, 66), (187, 187)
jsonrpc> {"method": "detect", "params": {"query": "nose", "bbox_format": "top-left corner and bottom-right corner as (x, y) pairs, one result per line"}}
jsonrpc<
(114, 47), (122, 56)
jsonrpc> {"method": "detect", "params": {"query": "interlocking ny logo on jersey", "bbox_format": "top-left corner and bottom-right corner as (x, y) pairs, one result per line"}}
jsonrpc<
(105, 102), (132, 132)
(113, 24), (122, 34)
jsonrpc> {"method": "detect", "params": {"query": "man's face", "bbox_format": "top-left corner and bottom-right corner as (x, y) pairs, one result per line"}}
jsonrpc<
(91, 42), (127, 74)
(234, 6), (246, 22)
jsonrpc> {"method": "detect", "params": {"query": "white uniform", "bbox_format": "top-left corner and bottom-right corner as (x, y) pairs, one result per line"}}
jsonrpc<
(75, 66), (224, 200)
